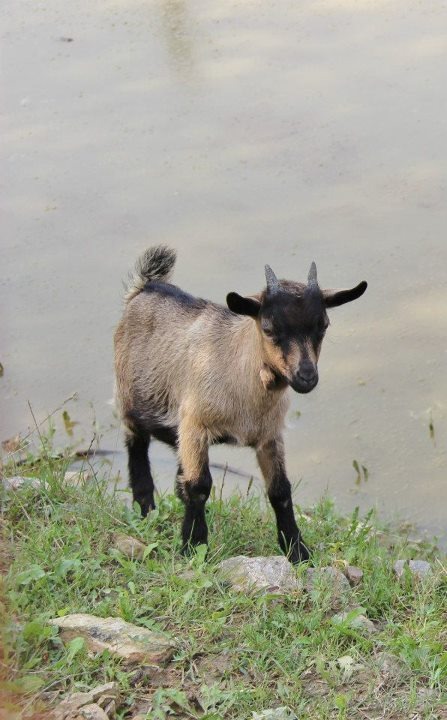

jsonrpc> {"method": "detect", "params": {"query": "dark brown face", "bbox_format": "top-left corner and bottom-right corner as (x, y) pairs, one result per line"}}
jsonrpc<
(259, 288), (328, 393)
(226, 263), (367, 394)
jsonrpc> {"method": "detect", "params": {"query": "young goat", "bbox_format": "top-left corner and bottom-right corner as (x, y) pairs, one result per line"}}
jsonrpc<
(114, 246), (367, 563)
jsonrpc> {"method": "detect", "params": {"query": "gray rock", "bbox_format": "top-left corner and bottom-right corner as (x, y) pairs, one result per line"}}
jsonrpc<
(393, 559), (432, 580)
(111, 533), (148, 561)
(376, 651), (403, 680)
(53, 683), (119, 720)
(97, 698), (116, 717)
(252, 708), (298, 720)
(48, 614), (175, 666)
(305, 567), (351, 609)
(78, 704), (109, 720)
(64, 470), (93, 485)
(332, 610), (377, 634)
(3, 475), (42, 490)
(344, 565), (363, 586)
(217, 556), (303, 594)
(217, 557), (352, 609)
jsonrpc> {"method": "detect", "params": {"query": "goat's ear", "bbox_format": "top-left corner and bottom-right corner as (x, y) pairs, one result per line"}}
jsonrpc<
(226, 292), (261, 318)
(324, 281), (367, 308)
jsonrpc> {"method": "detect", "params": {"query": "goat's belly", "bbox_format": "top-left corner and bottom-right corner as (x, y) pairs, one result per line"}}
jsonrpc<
(212, 434), (239, 446)
(208, 423), (266, 449)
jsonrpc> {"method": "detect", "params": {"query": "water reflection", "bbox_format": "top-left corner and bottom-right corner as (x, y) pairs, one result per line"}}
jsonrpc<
(1, 0), (446, 545)
(159, 0), (196, 81)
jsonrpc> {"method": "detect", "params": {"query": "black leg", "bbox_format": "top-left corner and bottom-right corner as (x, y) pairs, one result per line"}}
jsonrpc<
(125, 431), (155, 516)
(177, 464), (212, 554)
(257, 437), (311, 564)
(268, 473), (310, 564)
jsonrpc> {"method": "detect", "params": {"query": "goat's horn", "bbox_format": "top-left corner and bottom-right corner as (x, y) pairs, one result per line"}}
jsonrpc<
(307, 261), (318, 288)
(265, 265), (279, 294)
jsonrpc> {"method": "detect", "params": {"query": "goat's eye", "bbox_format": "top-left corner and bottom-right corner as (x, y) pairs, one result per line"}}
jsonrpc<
(261, 322), (274, 337)
(318, 319), (329, 334)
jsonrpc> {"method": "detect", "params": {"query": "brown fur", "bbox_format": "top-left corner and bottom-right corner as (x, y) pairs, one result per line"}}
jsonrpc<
(115, 291), (290, 454)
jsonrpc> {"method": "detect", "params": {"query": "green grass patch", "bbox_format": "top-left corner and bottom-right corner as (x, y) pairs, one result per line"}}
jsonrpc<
(1, 449), (446, 719)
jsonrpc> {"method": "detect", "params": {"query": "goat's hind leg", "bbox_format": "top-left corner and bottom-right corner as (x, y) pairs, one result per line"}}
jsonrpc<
(125, 429), (155, 516)
(257, 437), (310, 564)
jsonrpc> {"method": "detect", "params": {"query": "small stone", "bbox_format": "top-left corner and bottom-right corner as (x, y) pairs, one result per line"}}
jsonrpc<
(376, 651), (403, 680)
(89, 683), (119, 703)
(3, 475), (42, 490)
(393, 559), (432, 580)
(252, 708), (298, 720)
(52, 683), (119, 720)
(54, 692), (94, 718)
(332, 610), (377, 634)
(344, 565), (363, 586)
(305, 567), (351, 609)
(64, 470), (93, 485)
(217, 556), (303, 594)
(78, 704), (109, 720)
(48, 614), (175, 666)
(98, 698), (115, 717)
(112, 533), (147, 561)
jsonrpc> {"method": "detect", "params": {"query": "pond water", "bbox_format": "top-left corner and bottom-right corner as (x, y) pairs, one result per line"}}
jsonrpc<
(2, 0), (446, 544)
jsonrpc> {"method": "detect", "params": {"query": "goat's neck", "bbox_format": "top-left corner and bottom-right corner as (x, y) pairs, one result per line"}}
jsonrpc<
(233, 317), (288, 397)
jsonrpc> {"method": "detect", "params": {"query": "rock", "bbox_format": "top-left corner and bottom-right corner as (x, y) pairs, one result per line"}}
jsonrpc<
(97, 698), (115, 717)
(393, 559), (432, 580)
(217, 557), (352, 609)
(332, 610), (377, 634)
(3, 475), (42, 490)
(217, 556), (303, 594)
(77, 704), (109, 720)
(112, 533), (147, 561)
(376, 651), (403, 680)
(305, 567), (351, 609)
(252, 708), (298, 720)
(64, 470), (93, 485)
(53, 683), (119, 720)
(344, 565), (363, 586)
(48, 614), (175, 666)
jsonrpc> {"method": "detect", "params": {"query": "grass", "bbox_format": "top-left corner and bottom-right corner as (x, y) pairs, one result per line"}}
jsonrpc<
(1, 442), (447, 719)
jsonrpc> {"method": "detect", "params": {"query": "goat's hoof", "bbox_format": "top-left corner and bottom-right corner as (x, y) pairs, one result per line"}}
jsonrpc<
(289, 542), (312, 565)
(180, 541), (208, 559)
(137, 498), (155, 518)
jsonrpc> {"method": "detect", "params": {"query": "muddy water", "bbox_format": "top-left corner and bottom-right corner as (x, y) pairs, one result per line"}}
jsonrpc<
(2, 0), (446, 543)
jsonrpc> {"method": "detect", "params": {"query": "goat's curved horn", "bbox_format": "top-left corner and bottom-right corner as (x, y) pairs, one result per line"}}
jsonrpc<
(307, 261), (318, 288)
(265, 265), (280, 294)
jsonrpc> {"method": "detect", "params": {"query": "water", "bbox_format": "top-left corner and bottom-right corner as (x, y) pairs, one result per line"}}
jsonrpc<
(2, 0), (446, 544)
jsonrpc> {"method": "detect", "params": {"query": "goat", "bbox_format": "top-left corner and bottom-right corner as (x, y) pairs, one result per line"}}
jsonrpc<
(114, 246), (367, 563)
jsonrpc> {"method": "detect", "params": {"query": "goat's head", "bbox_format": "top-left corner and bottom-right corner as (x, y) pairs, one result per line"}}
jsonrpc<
(226, 263), (367, 394)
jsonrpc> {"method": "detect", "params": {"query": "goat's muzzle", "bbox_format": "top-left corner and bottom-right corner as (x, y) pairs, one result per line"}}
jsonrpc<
(290, 363), (319, 394)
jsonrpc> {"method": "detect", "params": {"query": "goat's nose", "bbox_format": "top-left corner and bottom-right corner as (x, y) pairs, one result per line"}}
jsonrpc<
(298, 361), (317, 382)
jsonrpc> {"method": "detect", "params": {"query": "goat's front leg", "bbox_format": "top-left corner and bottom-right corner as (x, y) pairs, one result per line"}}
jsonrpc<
(176, 415), (212, 554)
(257, 436), (310, 564)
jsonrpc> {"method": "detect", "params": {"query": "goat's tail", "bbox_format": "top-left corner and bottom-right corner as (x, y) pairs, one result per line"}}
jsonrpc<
(124, 245), (177, 302)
